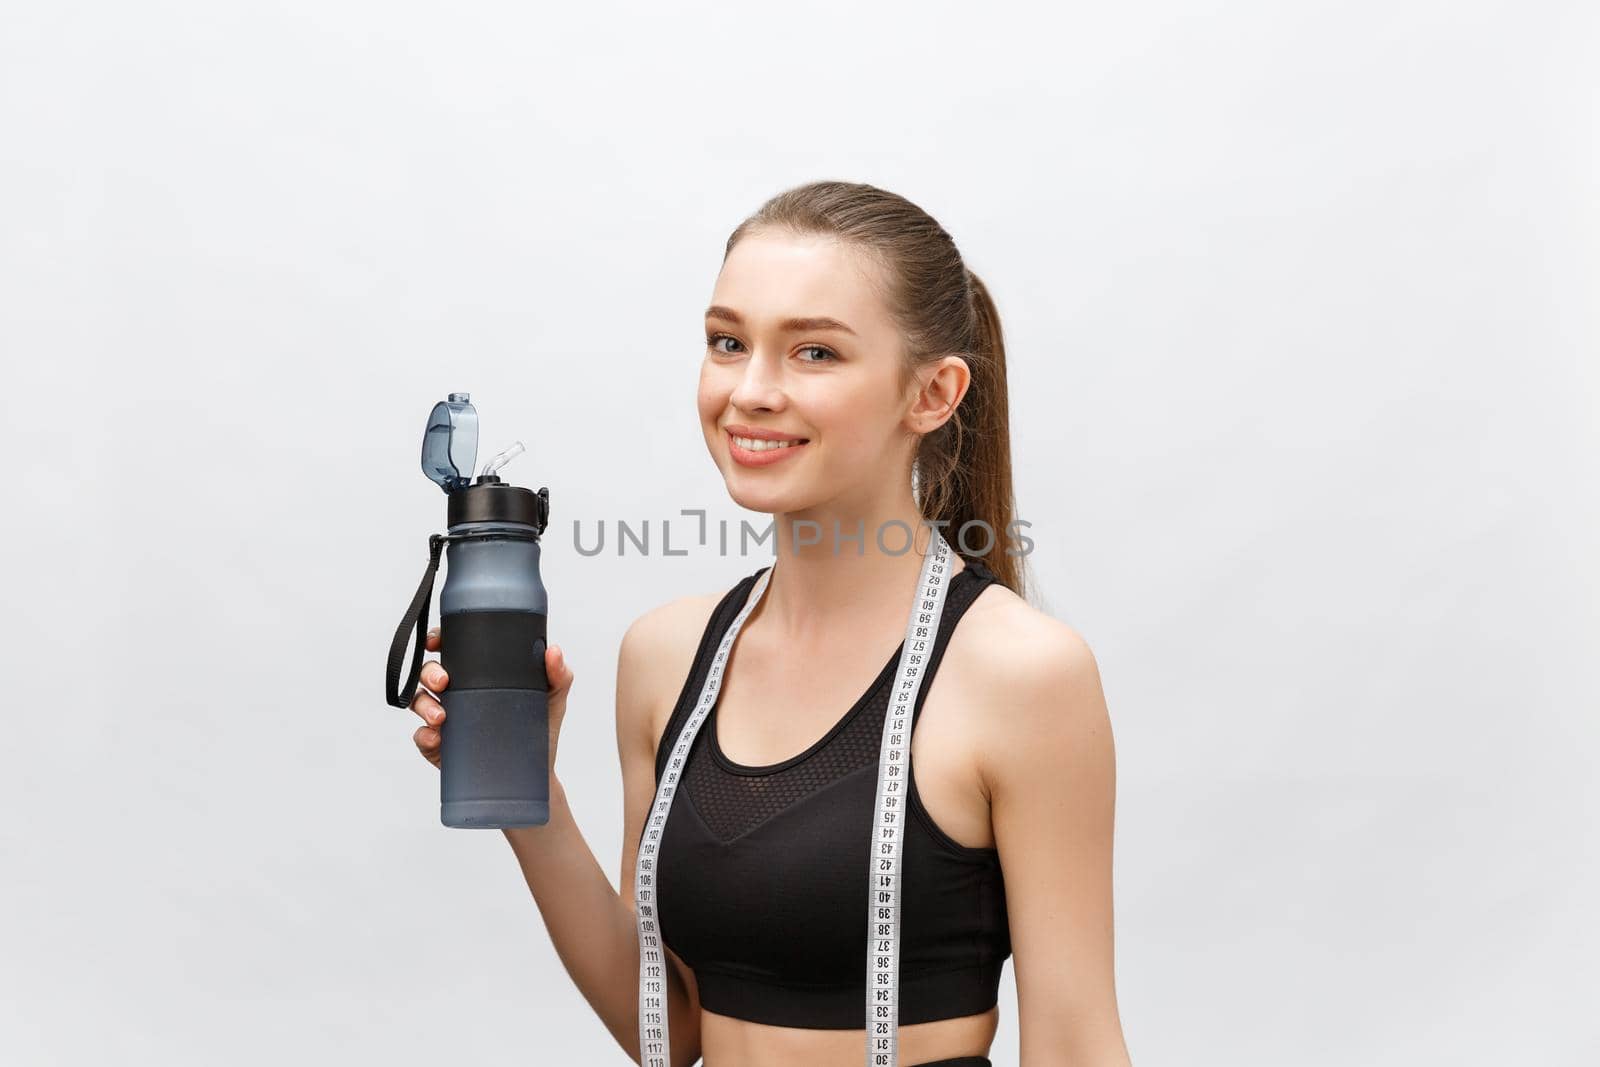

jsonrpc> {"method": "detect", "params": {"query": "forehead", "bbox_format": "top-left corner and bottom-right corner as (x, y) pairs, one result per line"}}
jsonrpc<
(712, 229), (891, 330)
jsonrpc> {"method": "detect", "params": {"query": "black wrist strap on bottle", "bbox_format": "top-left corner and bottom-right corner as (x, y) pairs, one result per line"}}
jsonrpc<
(385, 533), (448, 709)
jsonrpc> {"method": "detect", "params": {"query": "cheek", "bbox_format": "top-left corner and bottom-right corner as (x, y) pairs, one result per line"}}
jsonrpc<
(696, 363), (727, 421)
(800, 382), (895, 457)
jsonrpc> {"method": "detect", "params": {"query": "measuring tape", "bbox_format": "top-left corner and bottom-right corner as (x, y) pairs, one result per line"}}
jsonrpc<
(634, 529), (954, 1067)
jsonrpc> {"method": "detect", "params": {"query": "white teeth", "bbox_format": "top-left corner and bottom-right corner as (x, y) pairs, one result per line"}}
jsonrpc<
(733, 435), (805, 452)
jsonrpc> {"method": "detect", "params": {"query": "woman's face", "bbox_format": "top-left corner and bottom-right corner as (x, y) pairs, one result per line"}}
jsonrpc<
(698, 229), (917, 518)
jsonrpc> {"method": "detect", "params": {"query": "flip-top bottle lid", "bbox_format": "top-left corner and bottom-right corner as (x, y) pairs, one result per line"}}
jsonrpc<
(420, 391), (548, 535)
(421, 392), (478, 492)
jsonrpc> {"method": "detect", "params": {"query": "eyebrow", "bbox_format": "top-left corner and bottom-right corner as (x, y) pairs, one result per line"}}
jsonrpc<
(705, 305), (858, 337)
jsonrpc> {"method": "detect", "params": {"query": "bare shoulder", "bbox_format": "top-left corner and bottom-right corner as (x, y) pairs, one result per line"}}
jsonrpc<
(615, 583), (728, 928)
(616, 585), (726, 750)
(948, 579), (1111, 795)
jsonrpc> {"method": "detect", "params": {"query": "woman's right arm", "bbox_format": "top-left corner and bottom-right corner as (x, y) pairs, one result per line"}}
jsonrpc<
(410, 605), (705, 1066)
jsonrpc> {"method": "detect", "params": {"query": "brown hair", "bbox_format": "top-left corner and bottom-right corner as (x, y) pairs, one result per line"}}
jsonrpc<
(724, 179), (1030, 602)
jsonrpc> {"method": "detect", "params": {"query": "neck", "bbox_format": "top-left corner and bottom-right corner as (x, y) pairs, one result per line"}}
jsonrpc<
(752, 487), (953, 644)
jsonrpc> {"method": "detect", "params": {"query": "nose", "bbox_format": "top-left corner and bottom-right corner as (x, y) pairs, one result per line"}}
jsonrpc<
(729, 350), (788, 414)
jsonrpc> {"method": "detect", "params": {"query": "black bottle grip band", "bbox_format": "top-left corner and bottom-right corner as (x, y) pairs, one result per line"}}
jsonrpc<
(385, 534), (447, 709)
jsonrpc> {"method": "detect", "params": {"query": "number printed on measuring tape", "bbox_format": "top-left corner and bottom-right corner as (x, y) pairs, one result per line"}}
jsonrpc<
(633, 530), (954, 1067)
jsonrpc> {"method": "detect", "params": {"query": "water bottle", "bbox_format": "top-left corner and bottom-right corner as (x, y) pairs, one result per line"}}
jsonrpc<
(385, 392), (553, 828)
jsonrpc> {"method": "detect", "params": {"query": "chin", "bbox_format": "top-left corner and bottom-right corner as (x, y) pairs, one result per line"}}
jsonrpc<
(723, 476), (812, 517)
(724, 484), (787, 516)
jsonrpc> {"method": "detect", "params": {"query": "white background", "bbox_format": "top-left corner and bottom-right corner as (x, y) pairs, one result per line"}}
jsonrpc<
(2, 1), (1595, 1064)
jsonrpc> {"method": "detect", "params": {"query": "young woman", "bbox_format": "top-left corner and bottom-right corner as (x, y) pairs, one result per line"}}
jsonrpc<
(406, 181), (1131, 1067)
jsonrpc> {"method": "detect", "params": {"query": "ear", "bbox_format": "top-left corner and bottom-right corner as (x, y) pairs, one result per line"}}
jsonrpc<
(904, 355), (971, 434)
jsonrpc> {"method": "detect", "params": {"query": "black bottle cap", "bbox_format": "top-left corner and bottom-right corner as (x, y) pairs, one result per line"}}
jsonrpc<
(447, 476), (550, 534)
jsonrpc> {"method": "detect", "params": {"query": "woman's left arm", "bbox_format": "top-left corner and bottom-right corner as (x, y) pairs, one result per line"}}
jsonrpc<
(983, 618), (1133, 1066)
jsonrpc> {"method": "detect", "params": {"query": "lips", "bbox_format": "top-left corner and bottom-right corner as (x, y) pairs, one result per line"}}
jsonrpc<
(727, 428), (810, 468)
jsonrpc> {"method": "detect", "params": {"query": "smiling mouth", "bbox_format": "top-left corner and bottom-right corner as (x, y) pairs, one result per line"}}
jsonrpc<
(726, 429), (811, 467)
(728, 433), (809, 452)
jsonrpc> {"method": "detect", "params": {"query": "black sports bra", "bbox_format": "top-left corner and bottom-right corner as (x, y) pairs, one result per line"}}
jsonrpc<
(649, 557), (1012, 1029)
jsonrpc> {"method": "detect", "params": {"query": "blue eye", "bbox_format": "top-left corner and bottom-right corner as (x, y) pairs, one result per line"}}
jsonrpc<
(798, 345), (838, 363)
(706, 333), (743, 354)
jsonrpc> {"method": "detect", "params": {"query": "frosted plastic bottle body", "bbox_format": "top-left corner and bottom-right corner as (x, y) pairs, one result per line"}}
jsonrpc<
(436, 519), (550, 828)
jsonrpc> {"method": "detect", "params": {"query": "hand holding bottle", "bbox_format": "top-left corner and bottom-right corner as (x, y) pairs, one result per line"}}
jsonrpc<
(409, 624), (576, 777)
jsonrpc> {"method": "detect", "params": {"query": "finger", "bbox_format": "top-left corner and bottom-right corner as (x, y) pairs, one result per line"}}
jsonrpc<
(420, 660), (449, 691)
(426, 625), (440, 652)
(546, 644), (574, 695)
(410, 685), (445, 726)
(415, 724), (440, 755)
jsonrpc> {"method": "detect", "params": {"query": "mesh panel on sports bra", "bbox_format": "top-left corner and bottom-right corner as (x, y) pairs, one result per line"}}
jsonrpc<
(682, 560), (993, 843)
(686, 668), (892, 841)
